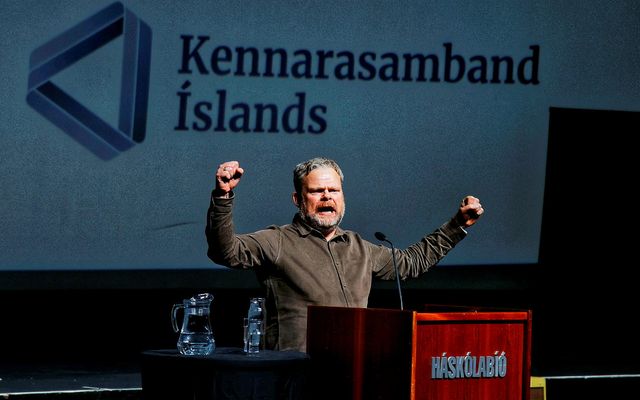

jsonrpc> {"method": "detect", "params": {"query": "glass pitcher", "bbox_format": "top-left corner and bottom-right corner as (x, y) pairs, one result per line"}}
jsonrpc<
(171, 293), (215, 356)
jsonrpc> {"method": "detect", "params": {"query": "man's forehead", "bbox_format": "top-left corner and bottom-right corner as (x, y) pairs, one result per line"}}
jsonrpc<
(303, 167), (342, 186)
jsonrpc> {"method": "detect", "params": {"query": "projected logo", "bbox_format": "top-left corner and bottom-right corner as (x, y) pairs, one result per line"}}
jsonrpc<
(26, 2), (152, 161)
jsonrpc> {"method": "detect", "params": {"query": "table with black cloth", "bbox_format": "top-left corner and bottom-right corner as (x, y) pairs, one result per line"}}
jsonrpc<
(141, 347), (310, 400)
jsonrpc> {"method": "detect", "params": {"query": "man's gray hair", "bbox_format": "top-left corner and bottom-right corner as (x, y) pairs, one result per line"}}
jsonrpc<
(293, 157), (344, 196)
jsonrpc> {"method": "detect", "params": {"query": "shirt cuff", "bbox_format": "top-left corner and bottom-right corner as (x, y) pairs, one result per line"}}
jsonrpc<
(440, 219), (468, 243)
(211, 191), (234, 206)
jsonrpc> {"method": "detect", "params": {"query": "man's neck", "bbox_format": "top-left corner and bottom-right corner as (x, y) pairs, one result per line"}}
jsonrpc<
(323, 229), (337, 241)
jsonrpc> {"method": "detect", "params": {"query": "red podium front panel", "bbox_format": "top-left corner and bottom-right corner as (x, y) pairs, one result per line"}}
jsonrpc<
(412, 311), (531, 400)
(307, 305), (531, 400)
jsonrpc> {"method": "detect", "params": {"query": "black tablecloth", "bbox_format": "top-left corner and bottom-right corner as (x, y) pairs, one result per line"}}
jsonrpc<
(141, 348), (310, 400)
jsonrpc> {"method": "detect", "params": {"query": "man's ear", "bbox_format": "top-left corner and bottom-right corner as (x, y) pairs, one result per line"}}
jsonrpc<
(292, 192), (300, 208)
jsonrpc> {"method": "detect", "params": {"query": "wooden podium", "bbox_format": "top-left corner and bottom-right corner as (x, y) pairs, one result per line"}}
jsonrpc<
(306, 305), (531, 400)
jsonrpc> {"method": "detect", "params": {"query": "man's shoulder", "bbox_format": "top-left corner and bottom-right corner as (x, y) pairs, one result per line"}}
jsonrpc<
(264, 223), (294, 232)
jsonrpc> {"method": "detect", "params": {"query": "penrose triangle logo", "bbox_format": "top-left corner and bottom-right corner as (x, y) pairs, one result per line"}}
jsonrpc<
(26, 2), (152, 161)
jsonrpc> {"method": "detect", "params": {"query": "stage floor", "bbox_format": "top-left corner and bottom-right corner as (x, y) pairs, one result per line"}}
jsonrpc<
(2, 360), (639, 399)
(0, 360), (141, 399)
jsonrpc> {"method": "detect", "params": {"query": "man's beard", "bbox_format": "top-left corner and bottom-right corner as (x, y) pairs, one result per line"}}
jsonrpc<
(299, 201), (345, 234)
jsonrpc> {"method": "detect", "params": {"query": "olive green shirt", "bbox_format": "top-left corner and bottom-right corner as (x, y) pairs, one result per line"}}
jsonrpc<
(206, 194), (467, 352)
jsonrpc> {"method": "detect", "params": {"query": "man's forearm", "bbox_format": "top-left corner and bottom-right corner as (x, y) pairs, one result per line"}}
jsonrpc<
(205, 194), (237, 266)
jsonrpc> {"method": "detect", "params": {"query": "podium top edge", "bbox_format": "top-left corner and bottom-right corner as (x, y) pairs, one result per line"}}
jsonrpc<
(307, 306), (531, 321)
(415, 311), (530, 321)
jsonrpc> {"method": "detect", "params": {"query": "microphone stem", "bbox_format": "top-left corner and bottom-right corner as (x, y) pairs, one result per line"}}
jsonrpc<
(390, 243), (404, 311)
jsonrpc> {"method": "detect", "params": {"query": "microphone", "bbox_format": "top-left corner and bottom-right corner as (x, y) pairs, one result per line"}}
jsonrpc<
(374, 231), (404, 311)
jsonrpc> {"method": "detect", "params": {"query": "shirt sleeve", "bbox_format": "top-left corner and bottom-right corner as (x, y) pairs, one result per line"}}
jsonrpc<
(205, 192), (278, 269)
(371, 218), (467, 280)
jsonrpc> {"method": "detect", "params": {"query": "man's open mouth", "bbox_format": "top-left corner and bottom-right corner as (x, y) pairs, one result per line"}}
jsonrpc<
(318, 205), (336, 214)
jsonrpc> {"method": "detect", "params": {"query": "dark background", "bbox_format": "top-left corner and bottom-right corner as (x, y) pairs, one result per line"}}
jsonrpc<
(1, 107), (638, 378)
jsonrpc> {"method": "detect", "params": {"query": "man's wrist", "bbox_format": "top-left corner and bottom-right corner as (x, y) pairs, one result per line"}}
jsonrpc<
(212, 189), (232, 199)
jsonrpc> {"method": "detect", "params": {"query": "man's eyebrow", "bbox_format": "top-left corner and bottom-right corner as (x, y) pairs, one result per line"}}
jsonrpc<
(307, 185), (341, 191)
